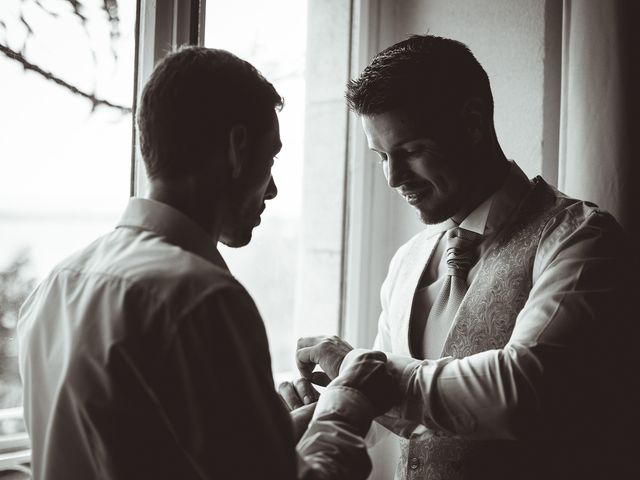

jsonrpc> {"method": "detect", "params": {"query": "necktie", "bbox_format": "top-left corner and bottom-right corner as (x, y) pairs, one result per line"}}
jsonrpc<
(423, 227), (482, 358)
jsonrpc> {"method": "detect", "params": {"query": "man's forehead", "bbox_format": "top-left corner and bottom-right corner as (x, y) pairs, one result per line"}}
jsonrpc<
(269, 118), (282, 153)
(361, 110), (426, 148)
(259, 112), (282, 151)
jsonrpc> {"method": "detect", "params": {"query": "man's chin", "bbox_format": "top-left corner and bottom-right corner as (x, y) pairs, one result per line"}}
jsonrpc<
(415, 202), (459, 225)
(219, 230), (253, 248)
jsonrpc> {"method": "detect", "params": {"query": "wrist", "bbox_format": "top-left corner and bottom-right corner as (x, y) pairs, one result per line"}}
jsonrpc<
(339, 348), (375, 375)
(313, 385), (376, 436)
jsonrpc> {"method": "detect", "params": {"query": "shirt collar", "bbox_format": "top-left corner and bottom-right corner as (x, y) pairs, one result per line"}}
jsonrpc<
(482, 160), (531, 235)
(428, 160), (532, 237)
(459, 194), (493, 234)
(116, 197), (228, 270)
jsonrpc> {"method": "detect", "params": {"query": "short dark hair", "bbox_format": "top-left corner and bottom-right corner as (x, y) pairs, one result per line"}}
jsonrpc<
(346, 35), (493, 122)
(137, 46), (283, 179)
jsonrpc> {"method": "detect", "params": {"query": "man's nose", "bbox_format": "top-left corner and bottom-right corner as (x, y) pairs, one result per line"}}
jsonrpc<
(265, 176), (278, 200)
(386, 156), (406, 189)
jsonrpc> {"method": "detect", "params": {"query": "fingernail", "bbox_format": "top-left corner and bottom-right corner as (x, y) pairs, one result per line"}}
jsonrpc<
(303, 396), (311, 405)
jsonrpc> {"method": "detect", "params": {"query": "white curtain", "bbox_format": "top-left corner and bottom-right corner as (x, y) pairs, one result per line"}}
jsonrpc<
(559, 0), (639, 242)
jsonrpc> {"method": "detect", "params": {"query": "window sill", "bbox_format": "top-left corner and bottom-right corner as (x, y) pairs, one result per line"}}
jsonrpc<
(0, 408), (30, 476)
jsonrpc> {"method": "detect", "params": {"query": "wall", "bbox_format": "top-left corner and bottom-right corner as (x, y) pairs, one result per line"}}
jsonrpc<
(559, 0), (639, 240)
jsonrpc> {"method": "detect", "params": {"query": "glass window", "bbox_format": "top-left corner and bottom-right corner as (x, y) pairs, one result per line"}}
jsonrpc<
(205, 0), (352, 378)
(0, 0), (135, 449)
(205, 0), (307, 377)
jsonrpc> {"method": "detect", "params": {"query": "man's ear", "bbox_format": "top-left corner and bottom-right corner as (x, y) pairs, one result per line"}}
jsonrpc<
(460, 97), (486, 146)
(228, 124), (248, 179)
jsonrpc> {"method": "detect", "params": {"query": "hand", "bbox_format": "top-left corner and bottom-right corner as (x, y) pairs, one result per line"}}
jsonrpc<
(278, 377), (320, 412)
(331, 351), (399, 417)
(296, 335), (354, 384)
(290, 402), (317, 443)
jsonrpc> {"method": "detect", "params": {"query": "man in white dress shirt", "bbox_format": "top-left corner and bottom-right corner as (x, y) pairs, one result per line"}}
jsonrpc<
(284, 35), (637, 479)
(17, 46), (398, 479)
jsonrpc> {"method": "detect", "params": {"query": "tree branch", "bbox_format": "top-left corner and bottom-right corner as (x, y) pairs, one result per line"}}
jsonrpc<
(64, 0), (87, 24)
(102, 0), (121, 60)
(0, 42), (131, 113)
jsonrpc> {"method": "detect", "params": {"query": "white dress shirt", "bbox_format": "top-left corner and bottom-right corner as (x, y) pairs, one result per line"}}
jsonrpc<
(18, 198), (376, 480)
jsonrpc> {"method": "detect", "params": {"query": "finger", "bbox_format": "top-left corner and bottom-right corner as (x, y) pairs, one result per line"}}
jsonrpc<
(296, 346), (318, 378)
(335, 336), (355, 350)
(311, 371), (331, 387)
(290, 402), (318, 443)
(277, 381), (304, 411)
(296, 336), (327, 349)
(290, 401), (317, 422)
(293, 377), (320, 404)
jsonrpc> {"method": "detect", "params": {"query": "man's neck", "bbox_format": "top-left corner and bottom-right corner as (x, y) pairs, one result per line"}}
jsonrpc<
(452, 141), (510, 224)
(147, 177), (224, 242)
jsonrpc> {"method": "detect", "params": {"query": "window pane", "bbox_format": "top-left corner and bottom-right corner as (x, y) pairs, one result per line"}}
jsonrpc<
(0, 0), (135, 424)
(205, 0), (307, 375)
(205, 0), (351, 376)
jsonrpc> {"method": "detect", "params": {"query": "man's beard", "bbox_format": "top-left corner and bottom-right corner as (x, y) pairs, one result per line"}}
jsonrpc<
(219, 222), (253, 248)
(415, 186), (468, 225)
(417, 203), (456, 225)
(219, 199), (256, 248)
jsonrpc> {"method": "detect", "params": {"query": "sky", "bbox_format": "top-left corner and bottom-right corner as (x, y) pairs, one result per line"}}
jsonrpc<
(0, 0), (134, 218)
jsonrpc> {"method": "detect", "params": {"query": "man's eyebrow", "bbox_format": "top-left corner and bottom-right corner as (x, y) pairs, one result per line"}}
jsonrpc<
(369, 137), (424, 152)
(391, 136), (424, 148)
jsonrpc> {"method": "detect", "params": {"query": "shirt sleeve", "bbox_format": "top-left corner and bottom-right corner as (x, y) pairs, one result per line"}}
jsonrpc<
(155, 283), (379, 480)
(361, 246), (411, 447)
(296, 386), (376, 480)
(151, 284), (299, 479)
(341, 205), (632, 441)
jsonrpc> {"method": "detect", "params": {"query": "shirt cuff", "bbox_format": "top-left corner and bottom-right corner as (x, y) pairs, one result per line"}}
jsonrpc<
(313, 385), (376, 435)
(388, 353), (455, 390)
(340, 349), (453, 394)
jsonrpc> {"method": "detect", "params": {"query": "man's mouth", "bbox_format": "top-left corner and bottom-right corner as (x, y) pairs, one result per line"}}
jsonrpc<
(401, 187), (430, 206)
(254, 204), (266, 226)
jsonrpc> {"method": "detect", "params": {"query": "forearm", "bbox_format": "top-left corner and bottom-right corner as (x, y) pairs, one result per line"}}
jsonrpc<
(343, 346), (543, 440)
(389, 346), (544, 439)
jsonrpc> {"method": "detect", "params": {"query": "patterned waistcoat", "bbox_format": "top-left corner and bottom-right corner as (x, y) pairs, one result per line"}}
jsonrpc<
(396, 178), (575, 480)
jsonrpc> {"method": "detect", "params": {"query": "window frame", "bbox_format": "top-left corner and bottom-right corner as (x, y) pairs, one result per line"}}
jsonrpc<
(342, 0), (395, 349)
(131, 0), (206, 198)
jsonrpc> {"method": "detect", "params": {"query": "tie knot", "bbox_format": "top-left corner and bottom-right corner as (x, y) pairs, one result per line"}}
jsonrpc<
(445, 227), (481, 277)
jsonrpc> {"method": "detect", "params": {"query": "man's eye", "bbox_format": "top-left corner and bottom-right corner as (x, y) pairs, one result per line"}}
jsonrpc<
(404, 147), (424, 157)
(375, 153), (388, 164)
